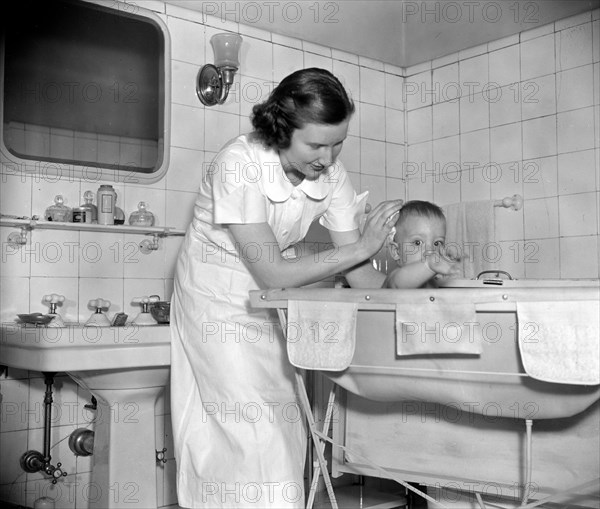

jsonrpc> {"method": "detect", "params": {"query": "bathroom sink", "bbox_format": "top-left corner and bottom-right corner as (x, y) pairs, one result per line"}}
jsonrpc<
(0, 322), (172, 509)
(0, 323), (171, 372)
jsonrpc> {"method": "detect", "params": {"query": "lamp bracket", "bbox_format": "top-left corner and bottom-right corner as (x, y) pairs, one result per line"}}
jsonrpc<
(197, 64), (226, 106)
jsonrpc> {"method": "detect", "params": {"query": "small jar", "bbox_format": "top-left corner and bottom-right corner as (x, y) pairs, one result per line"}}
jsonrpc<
(72, 206), (89, 223)
(45, 195), (72, 222)
(128, 201), (155, 226)
(97, 185), (116, 225)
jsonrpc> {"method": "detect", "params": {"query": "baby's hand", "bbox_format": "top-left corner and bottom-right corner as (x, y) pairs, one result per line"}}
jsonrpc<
(424, 250), (461, 277)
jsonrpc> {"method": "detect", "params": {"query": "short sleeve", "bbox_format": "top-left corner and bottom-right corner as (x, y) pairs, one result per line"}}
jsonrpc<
(319, 162), (369, 232)
(209, 139), (269, 224)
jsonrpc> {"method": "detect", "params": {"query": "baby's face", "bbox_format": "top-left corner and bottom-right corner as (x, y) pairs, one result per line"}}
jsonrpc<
(392, 214), (446, 266)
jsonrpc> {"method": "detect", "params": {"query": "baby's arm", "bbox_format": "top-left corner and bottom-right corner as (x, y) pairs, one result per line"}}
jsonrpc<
(384, 261), (435, 288)
(384, 252), (460, 289)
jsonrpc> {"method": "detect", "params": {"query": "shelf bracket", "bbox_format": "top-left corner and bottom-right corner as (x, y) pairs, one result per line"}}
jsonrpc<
(139, 233), (161, 254)
(7, 226), (30, 247)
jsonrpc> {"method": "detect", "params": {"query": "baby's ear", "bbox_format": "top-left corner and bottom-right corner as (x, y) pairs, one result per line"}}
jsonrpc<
(386, 238), (401, 261)
(386, 227), (396, 244)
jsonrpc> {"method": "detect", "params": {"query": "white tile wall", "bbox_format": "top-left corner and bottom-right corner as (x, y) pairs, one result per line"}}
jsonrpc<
(406, 8), (600, 281)
(489, 44), (520, 87)
(521, 34), (556, 79)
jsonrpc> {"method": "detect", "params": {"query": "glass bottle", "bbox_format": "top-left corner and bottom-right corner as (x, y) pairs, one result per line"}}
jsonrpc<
(81, 190), (98, 223)
(114, 206), (126, 225)
(45, 195), (72, 222)
(129, 201), (155, 226)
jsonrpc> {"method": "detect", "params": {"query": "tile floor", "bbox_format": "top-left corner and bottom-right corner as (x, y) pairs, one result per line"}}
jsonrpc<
(312, 478), (430, 509)
(3, 480), (428, 509)
(313, 484), (409, 508)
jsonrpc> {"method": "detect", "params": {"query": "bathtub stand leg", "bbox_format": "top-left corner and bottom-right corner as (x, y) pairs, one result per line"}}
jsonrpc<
(519, 419), (533, 508)
(304, 380), (338, 508)
(276, 308), (339, 509)
(296, 370), (339, 509)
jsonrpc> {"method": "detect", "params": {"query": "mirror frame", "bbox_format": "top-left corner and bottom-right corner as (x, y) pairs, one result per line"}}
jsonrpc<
(0, 0), (171, 185)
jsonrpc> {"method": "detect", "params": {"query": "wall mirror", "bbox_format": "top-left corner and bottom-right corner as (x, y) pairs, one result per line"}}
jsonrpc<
(1, 0), (171, 184)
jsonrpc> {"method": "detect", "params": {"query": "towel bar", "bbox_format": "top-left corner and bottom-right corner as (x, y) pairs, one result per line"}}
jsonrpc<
(494, 194), (523, 210)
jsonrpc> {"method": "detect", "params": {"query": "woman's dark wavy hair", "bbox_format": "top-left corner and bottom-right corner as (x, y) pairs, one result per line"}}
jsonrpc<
(397, 200), (446, 225)
(251, 68), (355, 150)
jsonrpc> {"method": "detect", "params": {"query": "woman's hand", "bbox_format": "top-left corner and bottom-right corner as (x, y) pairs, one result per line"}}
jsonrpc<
(357, 199), (403, 258)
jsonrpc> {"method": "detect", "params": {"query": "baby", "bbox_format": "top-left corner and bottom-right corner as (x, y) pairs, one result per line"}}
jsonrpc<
(384, 200), (460, 289)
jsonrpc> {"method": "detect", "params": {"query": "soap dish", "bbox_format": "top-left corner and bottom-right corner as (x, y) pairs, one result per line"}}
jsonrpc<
(17, 313), (55, 326)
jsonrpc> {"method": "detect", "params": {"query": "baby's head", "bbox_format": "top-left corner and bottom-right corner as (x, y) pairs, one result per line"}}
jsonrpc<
(390, 200), (446, 266)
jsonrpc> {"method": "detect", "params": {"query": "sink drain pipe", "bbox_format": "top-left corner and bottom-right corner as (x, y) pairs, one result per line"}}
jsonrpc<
(20, 372), (68, 483)
(69, 428), (95, 456)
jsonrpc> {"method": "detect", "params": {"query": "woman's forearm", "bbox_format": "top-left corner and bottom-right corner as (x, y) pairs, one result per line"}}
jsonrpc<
(253, 240), (374, 288)
(228, 223), (376, 288)
(227, 199), (402, 289)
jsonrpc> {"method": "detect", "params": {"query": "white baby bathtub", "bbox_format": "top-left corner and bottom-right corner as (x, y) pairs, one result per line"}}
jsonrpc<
(250, 279), (600, 508)
(251, 279), (600, 420)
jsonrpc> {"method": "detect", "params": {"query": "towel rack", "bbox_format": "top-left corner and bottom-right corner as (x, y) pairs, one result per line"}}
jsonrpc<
(494, 194), (523, 210)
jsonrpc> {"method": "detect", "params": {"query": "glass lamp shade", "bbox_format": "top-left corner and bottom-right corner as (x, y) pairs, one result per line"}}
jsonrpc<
(210, 33), (242, 69)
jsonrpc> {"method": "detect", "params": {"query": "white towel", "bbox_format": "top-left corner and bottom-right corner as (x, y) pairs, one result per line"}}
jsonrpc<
(443, 201), (495, 279)
(517, 301), (600, 385)
(286, 300), (358, 371)
(396, 302), (482, 356)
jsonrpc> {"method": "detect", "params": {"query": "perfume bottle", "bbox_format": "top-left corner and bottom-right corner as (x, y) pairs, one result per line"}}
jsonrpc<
(45, 195), (72, 222)
(81, 190), (98, 222)
(128, 201), (155, 227)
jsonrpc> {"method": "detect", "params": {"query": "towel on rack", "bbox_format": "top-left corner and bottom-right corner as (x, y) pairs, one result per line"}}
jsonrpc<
(443, 200), (495, 279)
(517, 301), (600, 385)
(286, 300), (358, 371)
(395, 302), (483, 356)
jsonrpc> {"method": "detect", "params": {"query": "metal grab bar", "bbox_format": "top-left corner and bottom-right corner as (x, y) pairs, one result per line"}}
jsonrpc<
(476, 270), (513, 280)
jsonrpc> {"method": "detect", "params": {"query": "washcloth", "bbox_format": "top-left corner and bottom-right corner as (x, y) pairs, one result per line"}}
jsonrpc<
(286, 300), (358, 371)
(396, 302), (482, 356)
(517, 301), (600, 385)
(443, 200), (495, 279)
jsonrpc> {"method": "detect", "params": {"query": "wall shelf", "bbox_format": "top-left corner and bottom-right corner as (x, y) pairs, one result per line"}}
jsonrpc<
(1, 216), (186, 253)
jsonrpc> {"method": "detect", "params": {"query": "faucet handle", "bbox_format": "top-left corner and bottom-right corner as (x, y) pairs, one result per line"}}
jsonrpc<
(132, 295), (160, 305)
(43, 294), (65, 305)
(88, 298), (111, 311)
(132, 296), (159, 316)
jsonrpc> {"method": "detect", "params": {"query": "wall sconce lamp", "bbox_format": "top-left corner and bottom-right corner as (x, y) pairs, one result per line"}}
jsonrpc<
(197, 33), (243, 106)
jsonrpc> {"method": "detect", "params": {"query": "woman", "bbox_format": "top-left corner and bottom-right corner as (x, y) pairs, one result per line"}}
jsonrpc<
(170, 68), (402, 508)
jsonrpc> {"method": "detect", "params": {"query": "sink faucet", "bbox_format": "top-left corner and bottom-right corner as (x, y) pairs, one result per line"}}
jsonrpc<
(43, 294), (65, 327)
(85, 298), (111, 327)
(132, 295), (160, 325)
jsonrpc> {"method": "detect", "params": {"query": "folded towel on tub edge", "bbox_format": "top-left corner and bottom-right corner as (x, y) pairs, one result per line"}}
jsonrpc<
(517, 301), (600, 385)
(395, 302), (482, 356)
(286, 300), (358, 371)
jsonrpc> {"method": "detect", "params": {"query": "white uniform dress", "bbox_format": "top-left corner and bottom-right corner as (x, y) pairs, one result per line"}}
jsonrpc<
(170, 134), (365, 508)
